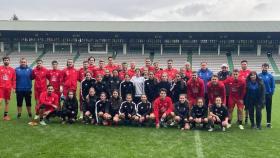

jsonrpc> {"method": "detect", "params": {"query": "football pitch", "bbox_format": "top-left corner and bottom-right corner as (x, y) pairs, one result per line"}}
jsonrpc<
(0, 86), (279, 158)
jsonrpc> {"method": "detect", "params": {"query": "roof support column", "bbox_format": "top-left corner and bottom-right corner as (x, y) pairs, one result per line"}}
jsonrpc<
(88, 43), (90, 53)
(257, 44), (261, 56)
(70, 43), (73, 54)
(17, 42), (21, 53)
(278, 45), (280, 55)
(198, 44), (201, 56)
(237, 44), (240, 56)
(217, 44), (220, 56)
(0, 42), (4, 53)
(160, 44), (163, 55)
(179, 44), (182, 55)
(123, 43), (127, 55)
(142, 44), (145, 55)
(35, 42), (38, 53)
(105, 43), (108, 54)
(52, 43), (55, 53)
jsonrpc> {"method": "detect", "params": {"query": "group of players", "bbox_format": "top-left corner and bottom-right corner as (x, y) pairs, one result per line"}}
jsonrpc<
(0, 55), (275, 131)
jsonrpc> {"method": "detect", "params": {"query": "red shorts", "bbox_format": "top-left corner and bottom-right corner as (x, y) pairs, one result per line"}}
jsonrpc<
(228, 98), (244, 110)
(0, 88), (12, 100)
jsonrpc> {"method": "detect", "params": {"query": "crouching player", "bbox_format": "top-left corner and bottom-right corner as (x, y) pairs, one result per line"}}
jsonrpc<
(150, 88), (174, 129)
(95, 92), (110, 125)
(189, 98), (208, 129)
(135, 94), (152, 126)
(208, 97), (229, 132)
(172, 94), (190, 130)
(119, 94), (137, 125)
(107, 90), (122, 125)
(35, 85), (59, 126)
(83, 88), (97, 124)
(61, 91), (78, 124)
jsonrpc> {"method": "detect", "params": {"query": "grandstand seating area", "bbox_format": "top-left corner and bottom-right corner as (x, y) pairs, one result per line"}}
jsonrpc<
(2, 51), (280, 78)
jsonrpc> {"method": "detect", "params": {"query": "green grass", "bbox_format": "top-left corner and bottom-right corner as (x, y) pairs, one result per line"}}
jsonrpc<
(0, 86), (280, 158)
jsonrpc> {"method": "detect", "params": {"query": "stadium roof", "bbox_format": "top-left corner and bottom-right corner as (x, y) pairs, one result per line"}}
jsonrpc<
(1, 20), (280, 33)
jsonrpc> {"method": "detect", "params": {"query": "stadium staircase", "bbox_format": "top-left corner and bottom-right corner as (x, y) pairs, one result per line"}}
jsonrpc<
(29, 51), (47, 68)
(226, 54), (234, 72)
(267, 56), (280, 75)
(150, 52), (155, 62)
(73, 52), (81, 63)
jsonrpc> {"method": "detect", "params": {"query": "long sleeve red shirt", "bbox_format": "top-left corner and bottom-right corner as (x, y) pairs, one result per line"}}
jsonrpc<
(207, 81), (226, 105)
(0, 66), (16, 89)
(224, 77), (246, 100)
(153, 96), (174, 124)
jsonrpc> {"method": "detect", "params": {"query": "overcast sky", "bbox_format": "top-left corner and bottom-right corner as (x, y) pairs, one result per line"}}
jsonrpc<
(0, 0), (279, 21)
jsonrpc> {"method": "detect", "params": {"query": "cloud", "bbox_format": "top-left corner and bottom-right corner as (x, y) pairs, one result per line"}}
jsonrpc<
(0, 0), (279, 21)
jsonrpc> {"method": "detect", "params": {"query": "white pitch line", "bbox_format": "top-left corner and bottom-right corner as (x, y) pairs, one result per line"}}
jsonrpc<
(194, 131), (204, 158)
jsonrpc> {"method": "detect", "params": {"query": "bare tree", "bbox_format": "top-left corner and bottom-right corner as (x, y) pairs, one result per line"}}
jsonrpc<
(10, 14), (19, 21)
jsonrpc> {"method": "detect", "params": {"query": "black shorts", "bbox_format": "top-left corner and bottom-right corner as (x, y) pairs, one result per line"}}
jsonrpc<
(16, 91), (32, 107)
(110, 109), (119, 116)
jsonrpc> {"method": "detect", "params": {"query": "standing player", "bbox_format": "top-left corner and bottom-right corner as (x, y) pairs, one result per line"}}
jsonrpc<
(61, 59), (78, 97)
(156, 73), (171, 97)
(258, 63), (275, 128)
(239, 60), (251, 124)
(144, 71), (158, 103)
(88, 56), (96, 72)
(120, 74), (135, 101)
(171, 73), (187, 102)
(207, 75), (226, 106)
(163, 59), (178, 81)
(0, 57), (16, 120)
(93, 59), (106, 78)
(150, 88), (174, 129)
(184, 62), (192, 80)
(208, 97), (229, 132)
(224, 69), (246, 129)
(32, 59), (48, 105)
(197, 61), (213, 106)
(46, 60), (62, 99)
(186, 72), (204, 107)
(105, 56), (118, 73)
(140, 58), (155, 72)
(128, 62), (136, 77)
(217, 64), (232, 108)
(130, 68), (145, 104)
(153, 61), (163, 81)
(15, 58), (33, 119)
(78, 60), (89, 119)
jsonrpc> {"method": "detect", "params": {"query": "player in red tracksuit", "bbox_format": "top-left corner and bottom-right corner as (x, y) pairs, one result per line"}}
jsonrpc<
(150, 88), (174, 129)
(128, 62), (136, 77)
(46, 60), (62, 99)
(207, 75), (226, 107)
(35, 85), (59, 125)
(32, 59), (48, 104)
(140, 58), (155, 73)
(186, 71), (205, 107)
(185, 62), (192, 80)
(163, 59), (178, 81)
(238, 60), (251, 124)
(93, 59), (106, 78)
(105, 56), (118, 73)
(61, 59), (78, 97)
(88, 56), (97, 72)
(0, 56), (16, 120)
(224, 69), (246, 129)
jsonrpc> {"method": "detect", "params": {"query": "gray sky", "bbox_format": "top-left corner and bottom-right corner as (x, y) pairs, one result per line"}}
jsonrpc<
(0, 0), (279, 21)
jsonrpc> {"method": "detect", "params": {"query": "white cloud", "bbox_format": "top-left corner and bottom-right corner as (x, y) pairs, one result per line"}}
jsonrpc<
(0, 0), (279, 21)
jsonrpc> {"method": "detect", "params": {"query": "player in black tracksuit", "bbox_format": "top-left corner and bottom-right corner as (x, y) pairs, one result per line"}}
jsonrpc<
(171, 74), (187, 102)
(83, 88), (97, 124)
(81, 74), (96, 101)
(95, 92), (110, 125)
(135, 94), (152, 125)
(144, 71), (158, 103)
(172, 94), (190, 130)
(61, 91), (78, 124)
(208, 97), (229, 132)
(120, 74), (135, 101)
(189, 98), (208, 128)
(107, 90), (122, 124)
(156, 73), (171, 97)
(119, 94), (137, 123)
(108, 70), (121, 96)
(94, 75), (109, 99)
